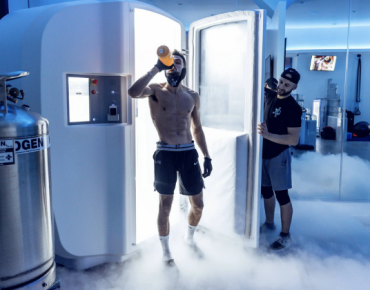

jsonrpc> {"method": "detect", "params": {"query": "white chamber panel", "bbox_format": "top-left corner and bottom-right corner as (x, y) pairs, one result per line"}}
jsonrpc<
(195, 128), (248, 237)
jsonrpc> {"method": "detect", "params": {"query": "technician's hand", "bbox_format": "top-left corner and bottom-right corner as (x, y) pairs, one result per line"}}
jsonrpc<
(154, 59), (174, 72)
(203, 157), (213, 178)
(258, 122), (270, 139)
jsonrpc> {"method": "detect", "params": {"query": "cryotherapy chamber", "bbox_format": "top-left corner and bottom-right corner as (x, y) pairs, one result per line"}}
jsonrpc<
(0, 0), (265, 269)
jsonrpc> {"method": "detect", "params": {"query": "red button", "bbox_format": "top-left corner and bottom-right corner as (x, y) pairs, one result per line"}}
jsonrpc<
(93, 79), (98, 85)
(92, 90), (97, 94)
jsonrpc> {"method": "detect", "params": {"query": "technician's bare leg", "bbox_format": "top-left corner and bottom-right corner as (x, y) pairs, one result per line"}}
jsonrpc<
(264, 195), (276, 224)
(260, 186), (276, 232)
(280, 201), (293, 234)
(269, 189), (292, 251)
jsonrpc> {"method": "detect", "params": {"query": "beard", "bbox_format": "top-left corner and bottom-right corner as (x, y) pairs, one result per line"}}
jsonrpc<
(277, 87), (293, 97)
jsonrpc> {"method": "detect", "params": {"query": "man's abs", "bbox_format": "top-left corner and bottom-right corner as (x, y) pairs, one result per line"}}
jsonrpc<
(149, 85), (195, 145)
(152, 115), (193, 145)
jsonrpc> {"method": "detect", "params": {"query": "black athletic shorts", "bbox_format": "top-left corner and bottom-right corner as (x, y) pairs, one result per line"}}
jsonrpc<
(153, 142), (204, 196)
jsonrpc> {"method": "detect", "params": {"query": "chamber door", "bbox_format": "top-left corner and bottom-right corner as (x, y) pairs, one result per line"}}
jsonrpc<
(188, 11), (266, 247)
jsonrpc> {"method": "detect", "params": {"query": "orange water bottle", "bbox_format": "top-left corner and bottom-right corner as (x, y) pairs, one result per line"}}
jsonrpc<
(157, 45), (173, 67)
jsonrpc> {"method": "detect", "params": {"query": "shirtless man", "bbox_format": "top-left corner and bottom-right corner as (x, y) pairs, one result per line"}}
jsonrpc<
(128, 49), (212, 267)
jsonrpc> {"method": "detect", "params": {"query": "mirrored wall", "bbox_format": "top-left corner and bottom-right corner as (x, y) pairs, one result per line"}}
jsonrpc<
(340, 0), (370, 201)
(281, 0), (370, 201)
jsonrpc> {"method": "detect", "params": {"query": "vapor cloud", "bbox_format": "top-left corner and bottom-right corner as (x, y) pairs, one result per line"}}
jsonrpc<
(291, 151), (370, 200)
(57, 199), (370, 290)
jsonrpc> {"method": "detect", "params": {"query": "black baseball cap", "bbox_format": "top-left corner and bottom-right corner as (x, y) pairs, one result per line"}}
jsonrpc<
(265, 77), (278, 90)
(281, 68), (300, 84)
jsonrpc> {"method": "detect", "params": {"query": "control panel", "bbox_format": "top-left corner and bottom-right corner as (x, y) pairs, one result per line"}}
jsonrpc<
(66, 74), (130, 125)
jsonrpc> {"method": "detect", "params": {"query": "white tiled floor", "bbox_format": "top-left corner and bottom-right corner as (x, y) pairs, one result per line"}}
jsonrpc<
(57, 200), (370, 290)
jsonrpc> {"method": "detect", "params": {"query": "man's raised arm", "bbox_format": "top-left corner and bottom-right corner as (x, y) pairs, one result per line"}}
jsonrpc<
(128, 58), (175, 98)
(128, 66), (159, 98)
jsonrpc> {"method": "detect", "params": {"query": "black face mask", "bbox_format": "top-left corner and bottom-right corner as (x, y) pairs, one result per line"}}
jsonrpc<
(165, 68), (186, 87)
(264, 87), (277, 99)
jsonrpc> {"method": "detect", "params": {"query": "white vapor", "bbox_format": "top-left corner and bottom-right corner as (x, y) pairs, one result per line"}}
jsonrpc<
(57, 199), (370, 290)
(291, 152), (370, 200)
(57, 152), (370, 289)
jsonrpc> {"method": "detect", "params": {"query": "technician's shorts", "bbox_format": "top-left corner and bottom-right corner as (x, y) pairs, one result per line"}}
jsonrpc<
(261, 148), (292, 191)
(153, 141), (204, 196)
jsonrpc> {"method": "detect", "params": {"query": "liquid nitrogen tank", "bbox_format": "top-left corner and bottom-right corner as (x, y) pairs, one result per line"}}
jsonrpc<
(0, 71), (60, 290)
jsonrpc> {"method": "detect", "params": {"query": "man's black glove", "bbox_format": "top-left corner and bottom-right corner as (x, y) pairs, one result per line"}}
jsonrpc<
(154, 59), (174, 72)
(203, 157), (213, 178)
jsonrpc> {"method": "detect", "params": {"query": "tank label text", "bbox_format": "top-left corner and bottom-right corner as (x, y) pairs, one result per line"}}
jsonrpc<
(15, 134), (51, 155)
(0, 140), (15, 166)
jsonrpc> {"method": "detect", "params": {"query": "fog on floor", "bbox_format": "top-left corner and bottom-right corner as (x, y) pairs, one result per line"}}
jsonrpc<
(57, 199), (370, 290)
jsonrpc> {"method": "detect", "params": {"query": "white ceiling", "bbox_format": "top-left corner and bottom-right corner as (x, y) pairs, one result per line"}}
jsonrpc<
(148, 0), (259, 30)
(286, 0), (370, 28)
(143, 0), (370, 30)
(9, 0), (370, 30)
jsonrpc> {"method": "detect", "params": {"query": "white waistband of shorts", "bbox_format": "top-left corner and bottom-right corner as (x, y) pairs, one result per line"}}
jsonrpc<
(156, 142), (195, 151)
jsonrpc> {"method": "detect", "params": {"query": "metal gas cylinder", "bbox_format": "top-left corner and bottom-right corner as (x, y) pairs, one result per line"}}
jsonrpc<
(0, 71), (59, 290)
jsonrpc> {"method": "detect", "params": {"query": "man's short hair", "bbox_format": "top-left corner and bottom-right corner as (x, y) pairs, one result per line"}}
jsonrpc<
(172, 49), (186, 68)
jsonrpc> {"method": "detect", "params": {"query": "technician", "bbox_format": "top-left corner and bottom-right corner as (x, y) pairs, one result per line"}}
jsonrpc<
(258, 69), (302, 251)
(128, 49), (212, 267)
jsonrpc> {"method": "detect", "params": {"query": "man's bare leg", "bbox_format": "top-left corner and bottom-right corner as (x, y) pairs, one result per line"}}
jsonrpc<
(184, 192), (204, 245)
(188, 192), (204, 226)
(158, 194), (174, 263)
(280, 202), (293, 234)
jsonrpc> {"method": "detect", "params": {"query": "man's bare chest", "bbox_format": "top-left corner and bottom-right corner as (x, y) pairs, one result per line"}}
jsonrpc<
(150, 91), (194, 116)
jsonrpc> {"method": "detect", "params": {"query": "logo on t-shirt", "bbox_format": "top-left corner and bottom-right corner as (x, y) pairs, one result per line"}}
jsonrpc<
(273, 107), (281, 117)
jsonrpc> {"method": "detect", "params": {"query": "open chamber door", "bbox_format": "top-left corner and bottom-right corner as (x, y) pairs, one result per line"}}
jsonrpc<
(188, 11), (266, 246)
(134, 8), (266, 247)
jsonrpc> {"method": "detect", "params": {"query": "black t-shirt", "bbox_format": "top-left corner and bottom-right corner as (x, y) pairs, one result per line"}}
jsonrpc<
(263, 94), (302, 159)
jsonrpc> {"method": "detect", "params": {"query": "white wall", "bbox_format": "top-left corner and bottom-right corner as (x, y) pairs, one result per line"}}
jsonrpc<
(286, 26), (370, 51)
(286, 27), (349, 51)
(266, 1), (286, 78)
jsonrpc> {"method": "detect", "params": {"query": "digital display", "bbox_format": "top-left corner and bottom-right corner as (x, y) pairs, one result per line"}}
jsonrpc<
(310, 55), (337, 71)
(68, 77), (90, 123)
